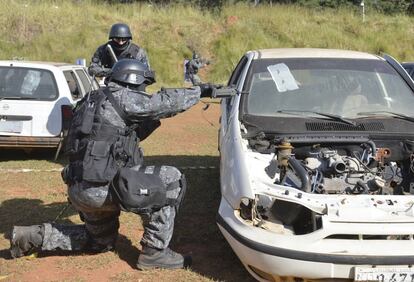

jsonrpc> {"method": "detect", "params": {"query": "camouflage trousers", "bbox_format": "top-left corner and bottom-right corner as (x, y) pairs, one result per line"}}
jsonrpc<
(40, 165), (183, 252)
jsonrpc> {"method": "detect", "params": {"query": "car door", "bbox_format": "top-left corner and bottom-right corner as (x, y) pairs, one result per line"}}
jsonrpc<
(74, 68), (99, 94)
(63, 68), (98, 101)
(63, 70), (83, 101)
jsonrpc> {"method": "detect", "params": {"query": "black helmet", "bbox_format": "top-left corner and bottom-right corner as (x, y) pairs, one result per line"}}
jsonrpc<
(109, 23), (132, 40)
(110, 59), (155, 86)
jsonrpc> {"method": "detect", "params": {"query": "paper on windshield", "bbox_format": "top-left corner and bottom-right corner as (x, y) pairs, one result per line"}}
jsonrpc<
(21, 70), (41, 95)
(267, 63), (299, 92)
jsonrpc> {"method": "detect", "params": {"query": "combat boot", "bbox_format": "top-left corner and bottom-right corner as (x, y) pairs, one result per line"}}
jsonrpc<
(10, 225), (44, 258)
(136, 246), (192, 270)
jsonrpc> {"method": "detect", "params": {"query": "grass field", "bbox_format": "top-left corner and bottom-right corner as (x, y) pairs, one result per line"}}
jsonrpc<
(0, 101), (256, 282)
(1, 1), (414, 87)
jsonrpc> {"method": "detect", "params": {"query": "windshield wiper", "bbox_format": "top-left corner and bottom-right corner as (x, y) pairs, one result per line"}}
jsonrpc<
(276, 110), (357, 126)
(357, 111), (414, 123)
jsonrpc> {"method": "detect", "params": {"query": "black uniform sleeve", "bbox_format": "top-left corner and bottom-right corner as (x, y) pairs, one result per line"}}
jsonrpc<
(119, 87), (201, 120)
(88, 44), (112, 77)
(130, 44), (150, 68)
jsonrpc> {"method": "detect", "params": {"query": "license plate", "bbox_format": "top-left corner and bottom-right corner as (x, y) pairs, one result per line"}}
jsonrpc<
(355, 267), (414, 282)
(0, 120), (22, 133)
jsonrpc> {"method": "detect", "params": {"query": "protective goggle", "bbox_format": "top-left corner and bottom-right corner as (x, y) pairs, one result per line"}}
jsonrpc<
(113, 37), (129, 42)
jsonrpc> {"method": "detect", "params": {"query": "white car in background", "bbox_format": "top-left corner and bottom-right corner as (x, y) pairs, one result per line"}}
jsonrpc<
(217, 48), (414, 281)
(0, 61), (98, 158)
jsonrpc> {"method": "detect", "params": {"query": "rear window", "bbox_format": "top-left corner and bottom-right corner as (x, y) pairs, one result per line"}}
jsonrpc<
(0, 66), (58, 101)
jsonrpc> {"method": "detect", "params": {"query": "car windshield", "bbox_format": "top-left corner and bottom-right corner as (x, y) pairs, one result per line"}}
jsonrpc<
(245, 58), (414, 118)
(0, 66), (58, 101)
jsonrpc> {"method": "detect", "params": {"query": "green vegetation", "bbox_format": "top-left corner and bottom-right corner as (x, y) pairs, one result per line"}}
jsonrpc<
(1, 0), (414, 87)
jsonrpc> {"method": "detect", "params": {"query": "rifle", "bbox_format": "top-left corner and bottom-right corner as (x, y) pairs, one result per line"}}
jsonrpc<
(106, 44), (118, 64)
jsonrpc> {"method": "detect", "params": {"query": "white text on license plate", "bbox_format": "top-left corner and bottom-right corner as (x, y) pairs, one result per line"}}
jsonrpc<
(355, 267), (414, 282)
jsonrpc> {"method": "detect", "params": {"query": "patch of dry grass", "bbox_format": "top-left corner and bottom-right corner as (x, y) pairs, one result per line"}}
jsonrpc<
(0, 102), (253, 281)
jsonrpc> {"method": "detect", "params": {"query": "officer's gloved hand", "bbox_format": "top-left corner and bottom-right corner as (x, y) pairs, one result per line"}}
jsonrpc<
(199, 83), (221, 98)
(97, 68), (112, 77)
(102, 68), (112, 76)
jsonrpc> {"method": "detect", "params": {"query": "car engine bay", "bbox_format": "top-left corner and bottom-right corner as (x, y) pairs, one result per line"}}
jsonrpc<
(243, 133), (414, 235)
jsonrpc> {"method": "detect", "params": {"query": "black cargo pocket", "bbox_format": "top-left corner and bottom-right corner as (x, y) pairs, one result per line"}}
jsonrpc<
(82, 140), (117, 182)
(132, 147), (143, 166)
(126, 132), (142, 166)
(65, 133), (79, 154)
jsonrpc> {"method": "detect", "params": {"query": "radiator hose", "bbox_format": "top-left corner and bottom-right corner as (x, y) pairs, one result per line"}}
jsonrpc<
(288, 157), (311, 193)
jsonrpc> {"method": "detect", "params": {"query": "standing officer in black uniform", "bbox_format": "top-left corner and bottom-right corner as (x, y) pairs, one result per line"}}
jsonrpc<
(88, 23), (150, 77)
(10, 59), (215, 270)
(185, 52), (210, 85)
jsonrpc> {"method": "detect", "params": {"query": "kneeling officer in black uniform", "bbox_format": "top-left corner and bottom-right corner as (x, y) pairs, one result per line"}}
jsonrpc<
(9, 59), (215, 270)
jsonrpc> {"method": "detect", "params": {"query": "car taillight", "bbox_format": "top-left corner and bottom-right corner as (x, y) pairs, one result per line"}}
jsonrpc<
(61, 105), (73, 120)
(61, 105), (73, 133)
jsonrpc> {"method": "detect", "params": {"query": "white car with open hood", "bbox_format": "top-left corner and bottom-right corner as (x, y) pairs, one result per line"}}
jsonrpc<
(217, 48), (414, 281)
(0, 61), (98, 156)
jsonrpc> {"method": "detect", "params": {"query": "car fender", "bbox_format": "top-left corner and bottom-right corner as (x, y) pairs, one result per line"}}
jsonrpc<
(220, 97), (254, 209)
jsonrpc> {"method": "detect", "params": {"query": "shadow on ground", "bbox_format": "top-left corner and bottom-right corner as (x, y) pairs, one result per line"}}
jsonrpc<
(0, 148), (68, 166)
(0, 155), (253, 281)
(145, 156), (254, 282)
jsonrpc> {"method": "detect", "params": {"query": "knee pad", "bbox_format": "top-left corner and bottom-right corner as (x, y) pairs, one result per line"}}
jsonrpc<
(159, 166), (182, 183)
(166, 173), (187, 212)
(110, 167), (168, 214)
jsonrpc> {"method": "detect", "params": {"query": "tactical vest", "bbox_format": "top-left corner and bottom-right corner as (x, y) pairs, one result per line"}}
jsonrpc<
(64, 88), (142, 184)
(102, 43), (140, 68)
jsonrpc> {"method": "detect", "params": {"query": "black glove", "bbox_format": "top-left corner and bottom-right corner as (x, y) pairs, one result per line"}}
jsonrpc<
(199, 83), (224, 98)
(98, 68), (112, 77)
(199, 83), (214, 98)
(103, 68), (112, 76)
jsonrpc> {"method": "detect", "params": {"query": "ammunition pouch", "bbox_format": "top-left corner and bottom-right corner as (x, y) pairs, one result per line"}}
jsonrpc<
(82, 139), (117, 182)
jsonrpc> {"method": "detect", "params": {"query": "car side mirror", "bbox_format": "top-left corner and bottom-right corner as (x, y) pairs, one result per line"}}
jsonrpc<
(212, 87), (237, 98)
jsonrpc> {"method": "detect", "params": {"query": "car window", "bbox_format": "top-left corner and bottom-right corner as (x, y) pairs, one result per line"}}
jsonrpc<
(403, 65), (414, 79)
(64, 71), (82, 100)
(245, 58), (414, 118)
(75, 69), (95, 94)
(0, 66), (58, 101)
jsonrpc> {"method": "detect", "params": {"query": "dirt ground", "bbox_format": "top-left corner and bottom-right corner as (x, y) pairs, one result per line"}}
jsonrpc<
(0, 101), (255, 282)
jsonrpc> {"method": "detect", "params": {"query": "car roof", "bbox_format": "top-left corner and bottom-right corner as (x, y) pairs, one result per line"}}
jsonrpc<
(251, 48), (381, 60)
(0, 60), (85, 70)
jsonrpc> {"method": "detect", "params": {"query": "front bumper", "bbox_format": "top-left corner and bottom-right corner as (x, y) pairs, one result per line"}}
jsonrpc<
(217, 197), (414, 280)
